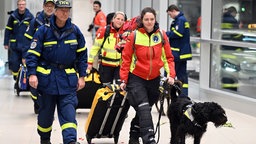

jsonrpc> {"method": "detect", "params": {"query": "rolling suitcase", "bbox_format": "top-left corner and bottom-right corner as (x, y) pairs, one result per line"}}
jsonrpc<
(15, 64), (30, 96)
(76, 68), (102, 109)
(85, 84), (130, 144)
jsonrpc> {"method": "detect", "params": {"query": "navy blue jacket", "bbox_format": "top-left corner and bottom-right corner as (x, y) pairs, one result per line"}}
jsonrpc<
(24, 11), (52, 54)
(166, 12), (192, 61)
(4, 8), (34, 57)
(26, 16), (87, 95)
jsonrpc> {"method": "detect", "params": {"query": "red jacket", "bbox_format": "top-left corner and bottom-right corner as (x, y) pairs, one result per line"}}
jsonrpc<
(120, 28), (176, 83)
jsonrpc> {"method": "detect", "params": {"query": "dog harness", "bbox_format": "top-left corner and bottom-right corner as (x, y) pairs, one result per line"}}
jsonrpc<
(183, 104), (203, 128)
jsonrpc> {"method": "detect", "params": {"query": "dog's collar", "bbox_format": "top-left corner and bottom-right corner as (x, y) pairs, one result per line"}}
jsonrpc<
(184, 104), (203, 128)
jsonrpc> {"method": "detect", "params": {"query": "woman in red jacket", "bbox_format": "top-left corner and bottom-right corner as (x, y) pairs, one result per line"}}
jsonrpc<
(120, 7), (176, 144)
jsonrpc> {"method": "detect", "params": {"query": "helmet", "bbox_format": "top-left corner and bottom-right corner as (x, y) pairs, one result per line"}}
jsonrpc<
(55, 0), (72, 8)
(44, 0), (55, 5)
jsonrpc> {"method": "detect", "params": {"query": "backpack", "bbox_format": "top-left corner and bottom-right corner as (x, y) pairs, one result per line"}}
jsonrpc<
(98, 25), (111, 59)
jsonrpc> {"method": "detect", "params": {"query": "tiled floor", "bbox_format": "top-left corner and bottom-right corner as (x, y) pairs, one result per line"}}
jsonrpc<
(0, 71), (256, 144)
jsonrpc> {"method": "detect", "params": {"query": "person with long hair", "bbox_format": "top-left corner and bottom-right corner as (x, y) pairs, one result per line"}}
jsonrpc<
(120, 7), (176, 144)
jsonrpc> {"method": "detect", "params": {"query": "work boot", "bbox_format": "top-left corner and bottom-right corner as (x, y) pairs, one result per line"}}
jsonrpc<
(128, 137), (140, 144)
(41, 140), (51, 144)
(69, 142), (80, 144)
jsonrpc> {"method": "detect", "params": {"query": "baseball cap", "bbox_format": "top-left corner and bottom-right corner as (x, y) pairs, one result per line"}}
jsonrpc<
(44, 0), (55, 5)
(55, 0), (72, 8)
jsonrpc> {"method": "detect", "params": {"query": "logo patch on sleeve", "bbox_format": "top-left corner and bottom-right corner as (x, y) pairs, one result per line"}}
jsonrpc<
(30, 41), (37, 49)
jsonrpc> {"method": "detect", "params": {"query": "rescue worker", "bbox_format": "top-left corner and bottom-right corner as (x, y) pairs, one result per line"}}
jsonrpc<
(87, 0), (106, 41)
(166, 4), (192, 97)
(24, 0), (56, 114)
(120, 7), (175, 144)
(87, 11), (126, 84)
(25, 0), (87, 144)
(3, 0), (34, 83)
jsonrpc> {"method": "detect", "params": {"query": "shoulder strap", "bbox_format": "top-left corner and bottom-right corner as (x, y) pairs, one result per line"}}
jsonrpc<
(97, 25), (111, 59)
(159, 30), (165, 46)
(101, 25), (111, 49)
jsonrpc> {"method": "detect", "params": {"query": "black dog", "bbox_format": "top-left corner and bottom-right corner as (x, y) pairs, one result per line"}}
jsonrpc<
(167, 81), (228, 144)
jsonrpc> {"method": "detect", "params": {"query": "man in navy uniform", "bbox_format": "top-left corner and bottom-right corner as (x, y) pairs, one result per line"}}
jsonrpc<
(26, 0), (87, 144)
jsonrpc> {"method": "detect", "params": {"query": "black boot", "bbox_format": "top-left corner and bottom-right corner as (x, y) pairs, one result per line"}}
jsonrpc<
(41, 140), (51, 144)
(128, 137), (140, 144)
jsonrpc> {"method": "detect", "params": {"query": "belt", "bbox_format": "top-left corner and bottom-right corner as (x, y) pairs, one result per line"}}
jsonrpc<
(49, 63), (73, 69)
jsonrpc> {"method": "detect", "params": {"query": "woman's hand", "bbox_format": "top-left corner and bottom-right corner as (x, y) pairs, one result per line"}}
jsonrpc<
(120, 82), (126, 91)
(167, 76), (175, 85)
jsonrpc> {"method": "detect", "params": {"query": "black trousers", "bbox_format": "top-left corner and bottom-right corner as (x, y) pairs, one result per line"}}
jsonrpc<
(126, 73), (160, 144)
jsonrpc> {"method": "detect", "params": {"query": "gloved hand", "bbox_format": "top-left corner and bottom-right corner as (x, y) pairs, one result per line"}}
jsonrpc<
(87, 24), (94, 32)
(115, 40), (126, 53)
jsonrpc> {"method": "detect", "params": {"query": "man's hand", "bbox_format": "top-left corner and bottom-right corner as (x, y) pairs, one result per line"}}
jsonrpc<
(4, 45), (9, 49)
(77, 77), (85, 91)
(29, 75), (38, 89)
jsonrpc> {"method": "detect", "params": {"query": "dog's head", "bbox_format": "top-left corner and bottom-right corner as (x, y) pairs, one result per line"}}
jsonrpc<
(193, 102), (227, 127)
(169, 80), (183, 101)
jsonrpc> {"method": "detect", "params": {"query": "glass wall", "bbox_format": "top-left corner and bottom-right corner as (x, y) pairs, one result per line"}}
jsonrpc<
(211, 0), (256, 97)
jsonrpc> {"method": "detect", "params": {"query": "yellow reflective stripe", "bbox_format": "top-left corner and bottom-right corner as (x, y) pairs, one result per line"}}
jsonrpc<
(221, 23), (233, 29)
(36, 66), (51, 74)
(172, 27), (183, 37)
(182, 83), (188, 88)
(221, 54), (237, 59)
(23, 21), (29, 25)
(64, 39), (77, 44)
(180, 54), (192, 59)
(61, 123), (77, 130)
(12, 71), (19, 76)
(10, 39), (16, 42)
(103, 48), (117, 53)
(24, 33), (33, 40)
(185, 22), (190, 28)
(65, 68), (76, 74)
(6, 26), (13, 30)
(30, 92), (37, 100)
(13, 20), (18, 24)
(28, 50), (41, 57)
(77, 47), (86, 52)
(171, 47), (180, 51)
(222, 83), (238, 88)
(44, 41), (57, 46)
(38, 125), (52, 133)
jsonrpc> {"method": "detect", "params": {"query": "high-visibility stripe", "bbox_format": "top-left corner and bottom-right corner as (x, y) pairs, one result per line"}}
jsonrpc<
(12, 71), (19, 76)
(30, 92), (37, 100)
(61, 123), (77, 130)
(180, 54), (192, 59)
(172, 27), (183, 37)
(64, 68), (76, 74)
(10, 39), (16, 42)
(44, 41), (57, 46)
(171, 47), (180, 51)
(36, 66), (51, 74)
(23, 21), (29, 25)
(64, 39), (77, 44)
(222, 83), (238, 88)
(183, 83), (188, 88)
(13, 20), (18, 24)
(76, 47), (86, 52)
(24, 33), (33, 40)
(221, 23), (233, 29)
(28, 50), (41, 57)
(221, 54), (237, 59)
(37, 125), (52, 133)
(6, 26), (13, 30)
(185, 22), (190, 28)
